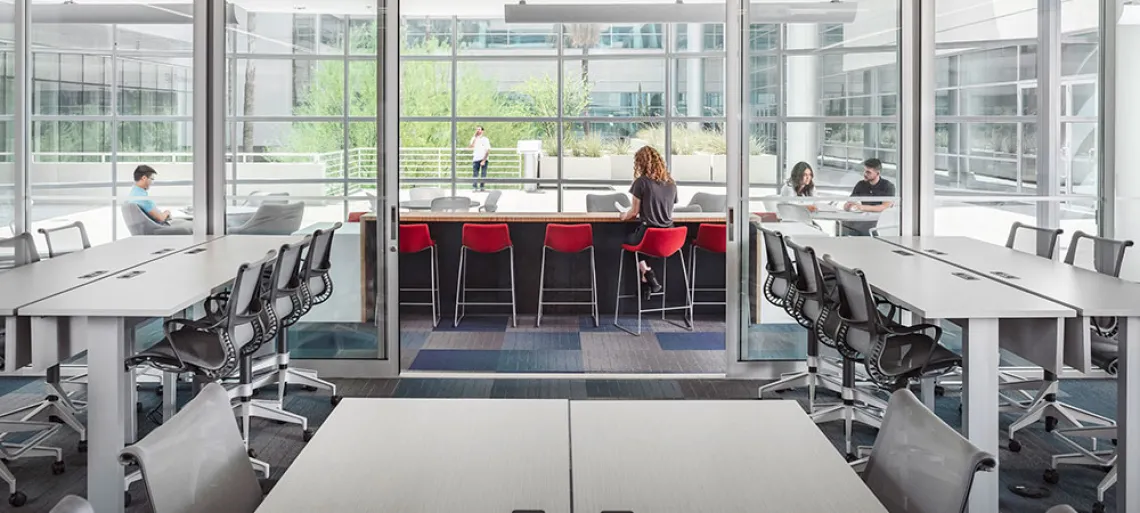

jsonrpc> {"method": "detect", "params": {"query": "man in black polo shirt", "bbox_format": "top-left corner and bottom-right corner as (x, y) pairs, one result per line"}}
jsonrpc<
(841, 158), (895, 236)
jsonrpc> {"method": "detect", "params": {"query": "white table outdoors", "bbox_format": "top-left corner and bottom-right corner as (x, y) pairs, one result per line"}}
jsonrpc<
(571, 400), (887, 513)
(881, 235), (1140, 512)
(399, 199), (481, 210)
(810, 204), (881, 223)
(0, 235), (218, 372)
(255, 398), (571, 513)
(788, 235), (1077, 513)
(19, 234), (301, 513)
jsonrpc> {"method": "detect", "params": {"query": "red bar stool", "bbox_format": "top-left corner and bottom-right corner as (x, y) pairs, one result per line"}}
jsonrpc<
(398, 224), (440, 327)
(689, 223), (727, 309)
(615, 226), (693, 335)
(537, 224), (598, 327)
(455, 223), (517, 327)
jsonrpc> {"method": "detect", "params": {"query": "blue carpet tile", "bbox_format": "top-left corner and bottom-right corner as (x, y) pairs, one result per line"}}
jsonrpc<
(656, 332), (726, 351)
(409, 349), (503, 371)
(503, 332), (582, 350)
(435, 315), (510, 332)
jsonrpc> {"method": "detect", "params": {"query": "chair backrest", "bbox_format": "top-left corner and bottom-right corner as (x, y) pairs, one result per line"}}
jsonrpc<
(824, 255), (880, 356)
(120, 383), (264, 513)
(758, 227), (795, 307)
(302, 222), (341, 307)
(122, 203), (161, 236)
(224, 251), (277, 362)
(267, 237), (312, 328)
(776, 203), (814, 226)
(230, 202), (306, 235)
(39, 221), (92, 258)
(863, 389), (997, 513)
(410, 187), (447, 201)
(49, 495), (94, 513)
(430, 196), (472, 212)
(1064, 231), (1133, 278)
(0, 232), (41, 269)
(688, 192), (726, 213)
(672, 204), (702, 213)
(1006, 222), (1062, 259)
(786, 240), (830, 326)
(586, 193), (630, 213)
(481, 190), (503, 212)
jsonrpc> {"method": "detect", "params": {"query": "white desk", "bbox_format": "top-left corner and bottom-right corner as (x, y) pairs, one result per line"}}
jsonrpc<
(571, 400), (886, 513)
(20, 234), (300, 513)
(0, 235), (217, 371)
(255, 399), (571, 513)
(788, 235), (1076, 513)
(811, 206), (880, 223)
(882, 235), (1140, 513)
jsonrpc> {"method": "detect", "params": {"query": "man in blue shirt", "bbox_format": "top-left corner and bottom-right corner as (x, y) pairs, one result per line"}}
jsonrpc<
(129, 165), (171, 224)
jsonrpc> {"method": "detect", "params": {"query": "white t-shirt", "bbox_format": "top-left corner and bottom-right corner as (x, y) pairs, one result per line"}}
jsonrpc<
(471, 136), (491, 162)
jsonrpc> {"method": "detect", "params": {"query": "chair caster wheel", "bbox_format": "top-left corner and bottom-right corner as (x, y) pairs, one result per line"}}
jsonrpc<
(1045, 416), (1058, 432)
(125, 492), (133, 507)
(1043, 468), (1060, 484)
(52, 460), (65, 475)
(248, 448), (257, 458)
(331, 395), (342, 406)
(9, 491), (26, 507)
(303, 385), (318, 392)
(845, 453), (857, 462)
(303, 429), (315, 442)
(78, 440), (88, 453)
(48, 415), (63, 424)
(1092, 501), (1106, 513)
(1008, 439), (1021, 453)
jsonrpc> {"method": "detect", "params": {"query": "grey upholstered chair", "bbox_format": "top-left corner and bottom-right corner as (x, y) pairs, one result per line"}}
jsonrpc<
(49, 495), (94, 513)
(687, 192), (726, 213)
(480, 190), (502, 213)
(229, 202), (306, 235)
(38, 221), (92, 258)
(861, 389), (996, 513)
(430, 196), (472, 212)
(585, 192), (630, 213)
(121, 204), (191, 236)
(0, 232), (41, 269)
(120, 383), (265, 513)
(1006, 222), (1063, 259)
(672, 204), (702, 213)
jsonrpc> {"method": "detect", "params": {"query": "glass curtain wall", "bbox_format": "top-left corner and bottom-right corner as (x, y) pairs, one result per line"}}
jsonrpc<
(225, 1), (382, 361)
(932, 0), (1100, 246)
(28, 0), (194, 247)
(739, 1), (902, 364)
(0, 1), (12, 239)
(399, 8), (728, 211)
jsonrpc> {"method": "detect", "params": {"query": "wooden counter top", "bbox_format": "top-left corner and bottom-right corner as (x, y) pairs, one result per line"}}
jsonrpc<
(364, 212), (728, 224)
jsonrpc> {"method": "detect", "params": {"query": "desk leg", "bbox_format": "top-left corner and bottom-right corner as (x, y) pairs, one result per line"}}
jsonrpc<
(86, 316), (128, 513)
(1119, 316), (1140, 513)
(963, 318), (999, 513)
(123, 323), (137, 444)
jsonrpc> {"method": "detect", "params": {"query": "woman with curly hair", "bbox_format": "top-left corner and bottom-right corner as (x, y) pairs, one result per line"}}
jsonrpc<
(619, 146), (677, 298)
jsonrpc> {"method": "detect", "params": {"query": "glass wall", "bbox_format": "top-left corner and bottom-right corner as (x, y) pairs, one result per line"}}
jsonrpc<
(742, 1), (902, 362)
(400, 12), (728, 211)
(0, 1), (12, 240)
(931, 0), (1099, 246)
(28, 0), (194, 247)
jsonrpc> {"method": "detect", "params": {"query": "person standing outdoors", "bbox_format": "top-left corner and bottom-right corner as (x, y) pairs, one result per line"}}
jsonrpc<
(468, 126), (491, 191)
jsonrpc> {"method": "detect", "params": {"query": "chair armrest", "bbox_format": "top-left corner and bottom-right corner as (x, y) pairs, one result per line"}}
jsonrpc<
(882, 322), (943, 340)
(849, 457), (869, 473)
(162, 317), (225, 334)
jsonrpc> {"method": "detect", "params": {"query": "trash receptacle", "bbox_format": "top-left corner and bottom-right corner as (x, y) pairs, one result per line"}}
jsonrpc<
(517, 140), (542, 192)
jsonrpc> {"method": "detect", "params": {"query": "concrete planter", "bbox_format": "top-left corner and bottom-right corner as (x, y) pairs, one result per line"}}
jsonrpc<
(710, 154), (778, 186)
(609, 154), (634, 180)
(671, 155), (713, 182)
(538, 156), (610, 181)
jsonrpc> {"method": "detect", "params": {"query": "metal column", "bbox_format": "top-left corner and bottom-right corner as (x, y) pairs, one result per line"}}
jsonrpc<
(194, 0), (227, 236)
(1037, 0), (1062, 230)
(13, 0), (29, 235)
(900, 0), (935, 235)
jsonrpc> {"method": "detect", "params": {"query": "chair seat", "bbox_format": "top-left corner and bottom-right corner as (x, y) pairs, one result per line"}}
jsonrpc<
(878, 333), (960, 378)
(135, 329), (228, 372)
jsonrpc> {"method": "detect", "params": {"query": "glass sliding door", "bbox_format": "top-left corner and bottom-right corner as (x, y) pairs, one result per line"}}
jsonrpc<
(729, 0), (902, 377)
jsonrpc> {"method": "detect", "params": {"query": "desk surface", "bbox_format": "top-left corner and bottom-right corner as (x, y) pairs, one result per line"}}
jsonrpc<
(256, 399), (571, 513)
(380, 212), (727, 223)
(0, 235), (217, 316)
(788, 235), (1075, 319)
(571, 400), (886, 513)
(882, 236), (1140, 317)
(811, 206), (880, 222)
(20, 235), (298, 318)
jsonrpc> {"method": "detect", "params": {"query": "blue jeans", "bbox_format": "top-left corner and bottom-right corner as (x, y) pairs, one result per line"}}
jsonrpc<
(472, 160), (488, 189)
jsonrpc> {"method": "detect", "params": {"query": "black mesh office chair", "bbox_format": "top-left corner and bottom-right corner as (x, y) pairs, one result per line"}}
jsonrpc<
(758, 227), (795, 309)
(859, 389), (996, 513)
(827, 255), (961, 460)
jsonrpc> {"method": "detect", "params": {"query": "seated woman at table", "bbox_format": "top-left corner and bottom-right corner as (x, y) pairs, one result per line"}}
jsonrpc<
(619, 146), (677, 299)
(778, 161), (818, 212)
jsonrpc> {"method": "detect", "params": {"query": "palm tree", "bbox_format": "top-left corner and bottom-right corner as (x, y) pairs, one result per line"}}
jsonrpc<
(241, 13), (258, 154)
(566, 24), (602, 134)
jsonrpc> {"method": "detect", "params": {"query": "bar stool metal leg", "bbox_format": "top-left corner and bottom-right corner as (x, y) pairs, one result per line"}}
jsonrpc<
(589, 246), (599, 327)
(678, 251), (694, 330)
(508, 246), (518, 327)
(431, 246), (440, 327)
(689, 245), (698, 320)
(635, 251), (643, 335)
(536, 247), (548, 327)
(660, 256), (667, 320)
(454, 247), (466, 327)
(614, 249), (625, 329)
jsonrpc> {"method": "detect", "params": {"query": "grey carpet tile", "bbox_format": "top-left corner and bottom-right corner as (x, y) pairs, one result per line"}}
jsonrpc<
(423, 331), (506, 350)
(579, 332), (664, 353)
